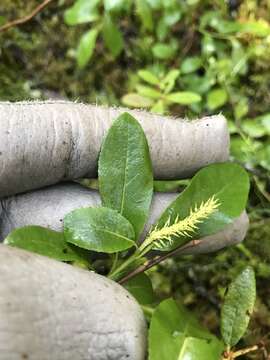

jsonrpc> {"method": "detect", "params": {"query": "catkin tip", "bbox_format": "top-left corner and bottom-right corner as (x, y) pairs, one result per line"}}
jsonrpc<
(141, 195), (220, 251)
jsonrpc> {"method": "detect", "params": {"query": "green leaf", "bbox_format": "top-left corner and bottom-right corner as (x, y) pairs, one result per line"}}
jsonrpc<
(242, 119), (267, 138)
(149, 298), (223, 360)
(230, 137), (263, 165)
(239, 20), (270, 37)
(138, 70), (159, 86)
(227, 120), (238, 134)
(156, 18), (170, 41)
(135, 0), (154, 31)
(202, 35), (216, 54)
(210, 19), (242, 34)
(154, 179), (189, 192)
(181, 74), (212, 95)
(152, 163), (249, 251)
(260, 113), (270, 134)
(64, 0), (100, 25)
(102, 14), (124, 57)
(163, 8), (181, 26)
(121, 93), (154, 108)
(221, 266), (256, 347)
(166, 91), (201, 105)
(160, 69), (180, 93)
(207, 88), (228, 110)
(234, 97), (249, 120)
(0, 16), (6, 26)
(64, 207), (135, 253)
(231, 40), (248, 76)
(124, 273), (155, 305)
(4, 226), (84, 262)
(77, 29), (99, 69)
(99, 113), (153, 238)
(180, 56), (202, 74)
(147, 0), (162, 10)
(152, 43), (176, 60)
(258, 143), (270, 171)
(151, 100), (165, 114)
(104, 0), (126, 12)
(136, 84), (161, 99)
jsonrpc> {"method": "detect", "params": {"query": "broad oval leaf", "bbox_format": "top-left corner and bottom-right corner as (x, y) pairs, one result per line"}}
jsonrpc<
(99, 112), (153, 238)
(4, 226), (84, 262)
(152, 43), (176, 60)
(166, 91), (202, 105)
(135, 0), (154, 31)
(64, 207), (135, 253)
(221, 266), (256, 347)
(136, 84), (161, 99)
(151, 162), (249, 251)
(104, 0), (126, 12)
(242, 119), (267, 138)
(207, 88), (228, 110)
(121, 93), (154, 108)
(124, 273), (155, 305)
(77, 29), (99, 69)
(239, 20), (270, 37)
(138, 70), (159, 85)
(64, 0), (100, 25)
(260, 113), (270, 133)
(149, 298), (223, 360)
(180, 56), (202, 74)
(102, 14), (124, 57)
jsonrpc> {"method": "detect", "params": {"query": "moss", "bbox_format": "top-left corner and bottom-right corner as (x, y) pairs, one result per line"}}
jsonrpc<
(246, 220), (270, 261)
(0, 0), (126, 103)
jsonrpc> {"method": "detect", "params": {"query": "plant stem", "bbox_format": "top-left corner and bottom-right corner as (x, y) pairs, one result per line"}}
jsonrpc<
(0, 0), (55, 33)
(232, 345), (259, 358)
(118, 239), (202, 285)
(221, 345), (260, 360)
(108, 253), (119, 276)
(108, 250), (141, 281)
(141, 305), (155, 317)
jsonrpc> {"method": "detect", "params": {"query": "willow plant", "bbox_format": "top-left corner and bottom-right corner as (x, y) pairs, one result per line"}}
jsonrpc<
(109, 196), (220, 282)
(4, 112), (250, 291)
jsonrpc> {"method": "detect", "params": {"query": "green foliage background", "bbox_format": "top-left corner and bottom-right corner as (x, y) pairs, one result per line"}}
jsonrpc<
(0, 0), (269, 357)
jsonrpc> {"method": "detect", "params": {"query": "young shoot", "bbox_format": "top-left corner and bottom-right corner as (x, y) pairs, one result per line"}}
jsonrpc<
(109, 196), (220, 282)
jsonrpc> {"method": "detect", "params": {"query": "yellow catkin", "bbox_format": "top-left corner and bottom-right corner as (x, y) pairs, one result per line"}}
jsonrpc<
(141, 196), (220, 251)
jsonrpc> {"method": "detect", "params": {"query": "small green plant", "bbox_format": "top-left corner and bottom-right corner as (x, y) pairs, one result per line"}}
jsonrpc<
(5, 112), (254, 358)
(122, 68), (201, 114)
(64, 0), (128, 68)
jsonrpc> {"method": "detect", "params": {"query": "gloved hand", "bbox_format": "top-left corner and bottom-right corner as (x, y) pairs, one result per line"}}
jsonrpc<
(0, 102), (248, 360)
